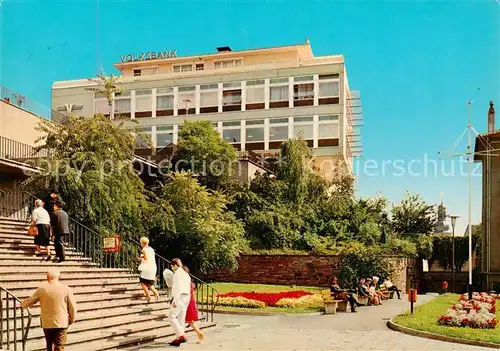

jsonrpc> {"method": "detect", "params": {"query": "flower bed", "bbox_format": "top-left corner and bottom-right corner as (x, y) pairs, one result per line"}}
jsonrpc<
(438, 293), (498, 329)
(275, 294), (324, 309)
(218, 290), (313, 307)
(217, 296), (266, 308)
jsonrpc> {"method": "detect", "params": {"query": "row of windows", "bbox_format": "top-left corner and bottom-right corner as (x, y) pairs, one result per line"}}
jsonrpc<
(135, 115), (339, 151)
(95, 75), (341, 118)
(133, 59), (244, 76)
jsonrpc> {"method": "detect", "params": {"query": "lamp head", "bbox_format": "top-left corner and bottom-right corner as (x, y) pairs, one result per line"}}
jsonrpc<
(448, 215), (459, 227)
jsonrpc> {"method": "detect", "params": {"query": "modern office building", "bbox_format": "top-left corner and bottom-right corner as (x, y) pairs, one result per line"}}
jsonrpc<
(52, 41), (362, 175)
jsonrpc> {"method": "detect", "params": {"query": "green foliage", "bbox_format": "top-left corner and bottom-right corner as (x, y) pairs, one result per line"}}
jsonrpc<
(430, 228), (482, 271)
(336, 243), (393, 288)
(391, 190), (437, 236)
(27, 114), (147, 240)
(172, 120), (237, 190)
(149, 171), (247, 273)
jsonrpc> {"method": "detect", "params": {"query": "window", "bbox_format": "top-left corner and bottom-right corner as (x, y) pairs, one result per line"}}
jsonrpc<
(222, 121), (241, 149)
(223, 82), (242, 111)
(294, 83), (314, 100)
(135, 90), (152, 118)
(269, 117), (289, 149)
(319, 82), (339, 97)
(133, 69), (141, 77)
(156, 87), (174, 116)
(246, 80), (265, 110)
(223, 90), (242, 106)
(269, 126), (288, 141)
(269, 78), (289, 108)
(200, 84), (218, 113)
(318, 114), (340, 147)
(115, 96), (131, 118)
(318, 74), (340, 105)
(244, 120), (264, 151)
(135, 127), (152, 148)
(173, 64), (193, 73)
(94, 93), (111, 116)
(178, 86), (196, 115)
(293, 116), (314, 145)
(214, 59), (242, 69)
(196, 63), (204, 71)
(156, 126), (174, 147)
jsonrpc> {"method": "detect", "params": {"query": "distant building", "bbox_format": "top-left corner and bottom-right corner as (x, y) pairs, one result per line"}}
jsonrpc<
(51, 41), (362, 178)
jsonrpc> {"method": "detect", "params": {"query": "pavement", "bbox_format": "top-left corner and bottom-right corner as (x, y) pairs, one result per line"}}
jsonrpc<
(126, 295), (496, 350)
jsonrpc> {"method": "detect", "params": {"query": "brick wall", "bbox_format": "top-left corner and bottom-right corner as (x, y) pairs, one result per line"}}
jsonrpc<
(206, 255), (410, 288)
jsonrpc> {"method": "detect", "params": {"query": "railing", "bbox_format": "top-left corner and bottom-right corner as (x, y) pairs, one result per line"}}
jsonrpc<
(1, 85), (66, 122)
(0, 190), (218, 323)
(0, 136), (51, 164)
(0, 287), (32, 351)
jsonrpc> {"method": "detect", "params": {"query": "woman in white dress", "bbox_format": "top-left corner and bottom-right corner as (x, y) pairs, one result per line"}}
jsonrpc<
(138, 237), (160, 302)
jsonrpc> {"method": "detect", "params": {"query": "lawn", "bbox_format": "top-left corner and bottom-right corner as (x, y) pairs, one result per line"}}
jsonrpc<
(208, 282), (324, 314)
(393, 294), (500, 345)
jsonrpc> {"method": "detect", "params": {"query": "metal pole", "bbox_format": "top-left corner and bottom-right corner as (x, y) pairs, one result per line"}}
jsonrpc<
(452, 225), (455, 294)
(467, 101), (473, 300)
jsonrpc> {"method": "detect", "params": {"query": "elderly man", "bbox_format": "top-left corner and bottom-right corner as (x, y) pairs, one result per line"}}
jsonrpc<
(168, 258), (191, 346)
(53, 201), (69, 263)
(21, 270), (77, 351)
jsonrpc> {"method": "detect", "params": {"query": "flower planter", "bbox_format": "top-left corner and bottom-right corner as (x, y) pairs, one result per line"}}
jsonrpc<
(324, 301), (338, 314)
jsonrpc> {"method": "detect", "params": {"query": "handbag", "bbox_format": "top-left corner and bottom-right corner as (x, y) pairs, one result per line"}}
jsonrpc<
(27, 224), (38, 237)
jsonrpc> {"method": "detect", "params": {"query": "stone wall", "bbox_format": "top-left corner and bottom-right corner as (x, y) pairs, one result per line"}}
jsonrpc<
(206, 255), (410, 289)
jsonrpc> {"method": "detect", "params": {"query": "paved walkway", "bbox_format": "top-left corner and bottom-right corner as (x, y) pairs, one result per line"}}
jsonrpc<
(129, 295), (495, 350)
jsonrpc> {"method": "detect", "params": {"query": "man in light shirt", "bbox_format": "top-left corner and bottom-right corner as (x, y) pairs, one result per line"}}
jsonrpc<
(382, 277), (401, 299)
(168, 258), (191, 346)
(21, 269), (77, 351)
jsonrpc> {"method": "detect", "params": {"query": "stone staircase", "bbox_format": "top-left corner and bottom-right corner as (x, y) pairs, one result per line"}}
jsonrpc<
(0, 217), (214, 350)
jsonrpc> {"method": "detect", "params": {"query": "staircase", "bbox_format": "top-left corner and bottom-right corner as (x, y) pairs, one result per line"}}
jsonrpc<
(0, 193), (217, 351)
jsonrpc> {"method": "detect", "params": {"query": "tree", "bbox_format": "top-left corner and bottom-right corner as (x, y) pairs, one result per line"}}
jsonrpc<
(391, 191), (437, 237)
(26, 114), (148, 240)
(171, 120), (237, 190)
(149, 171), (246, 273)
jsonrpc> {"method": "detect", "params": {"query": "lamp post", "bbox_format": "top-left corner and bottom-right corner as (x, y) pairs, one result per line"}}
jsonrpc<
(448, 215), (459, 293)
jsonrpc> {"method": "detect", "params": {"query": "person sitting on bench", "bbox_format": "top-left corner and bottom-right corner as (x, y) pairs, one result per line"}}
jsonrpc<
(330, 277), (361, 313)
(382, 277), (401, 299)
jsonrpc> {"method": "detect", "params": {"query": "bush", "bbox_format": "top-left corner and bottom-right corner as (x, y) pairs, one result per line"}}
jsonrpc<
(337, 243), (392, 288)
(275, 294), (324, 309)
(216, 297), (266, 308)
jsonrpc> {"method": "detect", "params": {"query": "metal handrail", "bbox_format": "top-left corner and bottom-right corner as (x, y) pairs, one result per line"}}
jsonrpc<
(0, 286), (32, 351)
(19, 190), (218, 322)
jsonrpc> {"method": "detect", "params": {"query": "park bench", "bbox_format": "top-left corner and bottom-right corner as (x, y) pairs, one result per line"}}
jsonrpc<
(321, 289), (348, 314)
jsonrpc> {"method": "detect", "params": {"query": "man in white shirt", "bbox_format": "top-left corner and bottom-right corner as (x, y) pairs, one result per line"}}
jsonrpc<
(382, 278), (401, 299)
(168, 258), (191, 346)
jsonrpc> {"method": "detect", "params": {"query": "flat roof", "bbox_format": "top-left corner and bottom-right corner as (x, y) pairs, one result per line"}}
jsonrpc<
(113, 42), (315, 69)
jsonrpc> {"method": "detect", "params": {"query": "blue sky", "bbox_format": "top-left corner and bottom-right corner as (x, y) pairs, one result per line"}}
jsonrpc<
(1, 0), (499, 234)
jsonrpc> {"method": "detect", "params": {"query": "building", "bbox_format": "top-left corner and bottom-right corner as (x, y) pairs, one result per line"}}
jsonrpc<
(474, 101), (498, 290)
(51, 41), (362, 177)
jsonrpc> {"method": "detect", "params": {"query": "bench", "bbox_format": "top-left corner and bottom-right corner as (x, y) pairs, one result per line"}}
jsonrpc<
(321, 289), (344, 314)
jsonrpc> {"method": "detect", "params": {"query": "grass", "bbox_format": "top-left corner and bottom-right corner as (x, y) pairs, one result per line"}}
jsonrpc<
(208, 282), (324, 314)
(393, 294), (500, 345)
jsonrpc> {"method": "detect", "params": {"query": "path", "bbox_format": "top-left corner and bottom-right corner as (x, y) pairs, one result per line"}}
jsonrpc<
(127, 295), (495, 350)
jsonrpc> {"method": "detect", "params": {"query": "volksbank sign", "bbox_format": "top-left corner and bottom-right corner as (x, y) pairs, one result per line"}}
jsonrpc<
(120, 50), (177, 63)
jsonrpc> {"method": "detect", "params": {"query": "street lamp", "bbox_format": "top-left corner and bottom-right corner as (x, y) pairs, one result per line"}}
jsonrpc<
(448, 214), (459, 293)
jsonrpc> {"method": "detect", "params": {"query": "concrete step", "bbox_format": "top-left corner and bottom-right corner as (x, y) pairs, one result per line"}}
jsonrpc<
(5, 281), (141, 297)
(0, 266), (129, 275)
(0, 260), (97, 268)
(0, 272), (138, 284)
(1, 277), (140, 291)
(3, 302), (171, 340)
(0, 218), (28, 226)
(3, 299), (172, 330)
(0, 242), (76, 251)
(0, 253), (92, 261)
(0, 248), (83, 258)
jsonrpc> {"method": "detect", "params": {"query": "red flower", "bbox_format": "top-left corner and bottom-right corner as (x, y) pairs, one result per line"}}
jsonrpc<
(218, 291), (313, 306)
